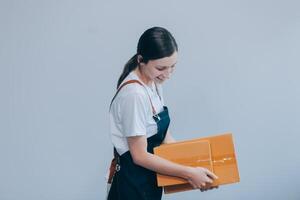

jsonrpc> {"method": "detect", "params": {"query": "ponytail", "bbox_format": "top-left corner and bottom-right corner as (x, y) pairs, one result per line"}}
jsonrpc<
(117, 54), (138, 89)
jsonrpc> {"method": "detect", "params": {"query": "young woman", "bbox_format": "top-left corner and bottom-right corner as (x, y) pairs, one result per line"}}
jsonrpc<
(108, 27), (218, 200)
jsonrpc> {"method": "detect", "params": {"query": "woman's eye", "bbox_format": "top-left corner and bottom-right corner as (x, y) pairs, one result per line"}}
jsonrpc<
(156, 65), (175, 71)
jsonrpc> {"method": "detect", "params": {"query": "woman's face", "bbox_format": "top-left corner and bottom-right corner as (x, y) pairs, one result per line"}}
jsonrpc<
(140, 51), (178, 84)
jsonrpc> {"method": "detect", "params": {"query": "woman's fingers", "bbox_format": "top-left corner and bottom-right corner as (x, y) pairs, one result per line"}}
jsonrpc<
(200, 185), (219, 192)
(188, 179), (198, 189)
(188, 167), (220, 190)
(205, 176), (213, 184)
(189, 180), (208, 189)
(204, 169), (218, 180)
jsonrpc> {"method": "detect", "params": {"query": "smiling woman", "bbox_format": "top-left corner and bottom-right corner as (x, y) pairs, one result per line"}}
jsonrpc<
(135, 51), (177, 85)
(116, 27), (178, 88)
(107, 27), (217, 200)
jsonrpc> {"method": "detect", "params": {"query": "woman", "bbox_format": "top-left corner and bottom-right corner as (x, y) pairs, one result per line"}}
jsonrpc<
(108, 27), (218, 200)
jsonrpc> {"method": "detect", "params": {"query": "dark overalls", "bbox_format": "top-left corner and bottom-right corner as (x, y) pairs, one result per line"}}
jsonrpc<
(108, 80), (170, 200)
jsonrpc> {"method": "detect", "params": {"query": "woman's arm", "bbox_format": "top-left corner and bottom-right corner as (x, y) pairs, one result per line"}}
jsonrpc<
(127, 135), (218, 189)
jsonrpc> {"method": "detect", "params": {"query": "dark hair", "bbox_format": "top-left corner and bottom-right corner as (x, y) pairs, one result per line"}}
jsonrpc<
(117, 27), (178, 88)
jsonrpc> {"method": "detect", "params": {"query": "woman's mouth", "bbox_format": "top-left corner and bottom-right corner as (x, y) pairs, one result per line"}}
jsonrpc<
(155, 77), (165, 82)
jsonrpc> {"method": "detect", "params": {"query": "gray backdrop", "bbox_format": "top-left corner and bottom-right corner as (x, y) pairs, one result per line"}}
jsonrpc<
(1, 0), (299, 199)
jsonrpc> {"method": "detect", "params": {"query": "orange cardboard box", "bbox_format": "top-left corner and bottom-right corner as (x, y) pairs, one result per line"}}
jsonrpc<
(153, 133), (240, 193)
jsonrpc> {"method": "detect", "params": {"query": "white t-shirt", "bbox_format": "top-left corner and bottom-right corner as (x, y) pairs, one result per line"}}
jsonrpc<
(109, 71), (165, 155)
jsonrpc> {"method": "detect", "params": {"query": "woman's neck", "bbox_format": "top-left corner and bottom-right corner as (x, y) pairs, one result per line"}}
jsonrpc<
(134, 67), (153, 86)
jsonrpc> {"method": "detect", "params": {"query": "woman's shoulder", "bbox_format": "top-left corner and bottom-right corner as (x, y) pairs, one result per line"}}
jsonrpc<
(117, 71), (148, 97)
(117, 83), (148, 100)
(111, 83), (150, 114)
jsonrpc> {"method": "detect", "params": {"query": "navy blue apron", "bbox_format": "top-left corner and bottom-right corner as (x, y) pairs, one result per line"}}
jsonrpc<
(108, 80), (170, 200)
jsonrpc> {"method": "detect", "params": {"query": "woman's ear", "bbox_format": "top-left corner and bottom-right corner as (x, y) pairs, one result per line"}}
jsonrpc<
(137, 55), (144, 64)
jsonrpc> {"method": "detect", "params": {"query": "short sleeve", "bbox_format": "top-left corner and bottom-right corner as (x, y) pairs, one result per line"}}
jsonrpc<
(119, 92), (149, 137)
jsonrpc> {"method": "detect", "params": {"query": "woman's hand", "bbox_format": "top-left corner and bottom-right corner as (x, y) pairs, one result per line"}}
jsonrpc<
(185, 167), (218, 190)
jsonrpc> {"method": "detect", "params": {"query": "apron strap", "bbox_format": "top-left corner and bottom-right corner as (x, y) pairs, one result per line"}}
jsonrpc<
(154, 82), (162, 101)
(109, 79), (156, 115)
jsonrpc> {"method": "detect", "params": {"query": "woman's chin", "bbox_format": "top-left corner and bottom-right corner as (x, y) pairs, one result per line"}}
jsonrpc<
(155, 78), (165, 84)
